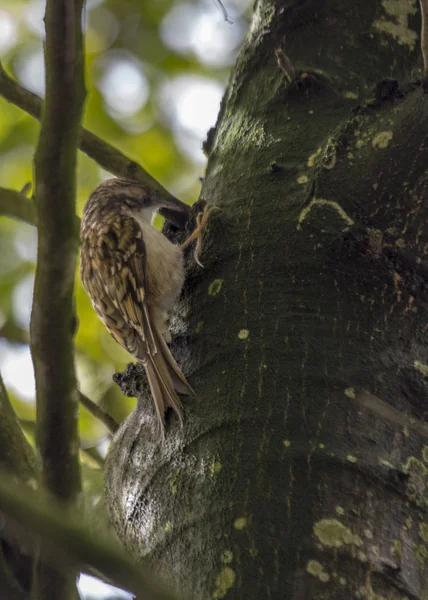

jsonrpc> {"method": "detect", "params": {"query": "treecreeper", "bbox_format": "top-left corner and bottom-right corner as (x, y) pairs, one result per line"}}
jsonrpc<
(80, 178), (212, 435)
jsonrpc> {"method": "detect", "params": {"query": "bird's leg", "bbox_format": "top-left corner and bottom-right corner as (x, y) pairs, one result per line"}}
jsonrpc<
(181, 204), (214, 267)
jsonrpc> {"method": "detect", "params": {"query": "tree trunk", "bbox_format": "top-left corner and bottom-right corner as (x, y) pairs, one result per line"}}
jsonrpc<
(105, 0), (428, 597)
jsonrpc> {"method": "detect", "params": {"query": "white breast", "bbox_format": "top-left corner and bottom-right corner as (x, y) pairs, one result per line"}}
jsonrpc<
(134, 214), (185, 316)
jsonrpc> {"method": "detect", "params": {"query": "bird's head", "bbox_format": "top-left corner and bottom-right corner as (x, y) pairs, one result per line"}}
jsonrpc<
(82, 178), (159, 227)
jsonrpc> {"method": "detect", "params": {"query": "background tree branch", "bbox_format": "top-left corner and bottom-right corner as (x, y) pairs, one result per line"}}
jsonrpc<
(0, 372), (37, 599)
(0, 187), (36, 227)
(0, 371), (36, 478)
(78, 392), (118, 435)
(0, 61), (190, 228)
(0, 476), (177, 600)
(29, 0), (86, 597)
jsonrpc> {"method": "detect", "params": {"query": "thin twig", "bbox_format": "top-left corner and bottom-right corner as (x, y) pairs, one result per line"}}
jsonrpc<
(80, 445), (105, 468)
(213, 0), (234, 24)
(30, 0), (86, 596)
(0, 61), (190, 227)
(0, 320), (29, 344)
(0, 187), (37, 226)
(420, 0), (428, 78)
(79, 392), (119, 434)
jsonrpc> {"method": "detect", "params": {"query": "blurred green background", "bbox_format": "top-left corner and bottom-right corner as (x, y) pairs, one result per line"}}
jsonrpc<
(0, 0), (251, 457)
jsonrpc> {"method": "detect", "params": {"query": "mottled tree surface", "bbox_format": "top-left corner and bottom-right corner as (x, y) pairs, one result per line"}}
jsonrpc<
(106, 0), (428, 598)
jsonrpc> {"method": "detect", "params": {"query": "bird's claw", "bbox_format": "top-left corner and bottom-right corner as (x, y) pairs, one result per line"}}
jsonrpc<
(181, 204), (215, 267)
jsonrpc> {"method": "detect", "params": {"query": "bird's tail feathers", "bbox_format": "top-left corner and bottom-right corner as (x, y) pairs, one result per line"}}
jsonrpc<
(140, 327), (194, 434)
(153, 327), (195, 397)
(144, 356), (182, 436)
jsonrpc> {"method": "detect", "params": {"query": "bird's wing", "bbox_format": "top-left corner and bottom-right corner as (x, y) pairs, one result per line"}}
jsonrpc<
(81, 214), (156, 357)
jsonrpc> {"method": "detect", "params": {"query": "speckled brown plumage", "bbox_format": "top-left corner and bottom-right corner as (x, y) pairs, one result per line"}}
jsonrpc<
(80, 178), (194, 433)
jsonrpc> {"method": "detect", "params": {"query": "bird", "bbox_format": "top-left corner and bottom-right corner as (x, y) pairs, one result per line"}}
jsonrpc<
(80, 178), (210, 435)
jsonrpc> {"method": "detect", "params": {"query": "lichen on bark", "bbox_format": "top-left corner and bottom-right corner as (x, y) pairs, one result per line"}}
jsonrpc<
(105, 0), (428, 598)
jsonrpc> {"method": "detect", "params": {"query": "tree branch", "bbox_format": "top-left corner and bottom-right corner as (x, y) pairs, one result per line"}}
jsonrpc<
(30, 0), (86, 597)
(0, 371), (37, 480)
(0, 371), (37, 596)
(32, 0), (84, 502)
(0, 187), (36, 226)
(0, 477), (177, 600)
(79, 392), (118, 434)
(0, 308), (117, 437)
(0, 62), (190, 227)
(0, 319), (29, 345)
(420, 0), (428, 78)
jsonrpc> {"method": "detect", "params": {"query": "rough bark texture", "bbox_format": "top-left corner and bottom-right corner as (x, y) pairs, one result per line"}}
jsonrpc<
(106, 0), (428, 598)
(30, 0), (86, 597)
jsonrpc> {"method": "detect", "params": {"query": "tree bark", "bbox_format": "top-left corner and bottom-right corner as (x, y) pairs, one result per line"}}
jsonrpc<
(30, 0), (86, 597)
(106, 0), (428, 598)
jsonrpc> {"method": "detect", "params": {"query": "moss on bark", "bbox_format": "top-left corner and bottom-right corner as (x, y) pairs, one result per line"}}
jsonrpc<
(106, 1), (428, 598)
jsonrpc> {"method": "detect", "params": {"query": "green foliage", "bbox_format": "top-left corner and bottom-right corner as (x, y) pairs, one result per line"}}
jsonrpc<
(0, 0), (250, 465)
